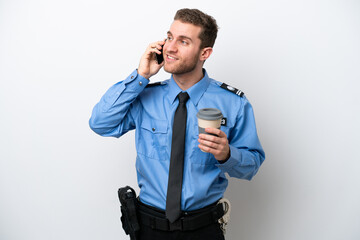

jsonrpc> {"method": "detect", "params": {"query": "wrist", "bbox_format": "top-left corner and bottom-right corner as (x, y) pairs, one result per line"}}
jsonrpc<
(137, 69), (150, 80)
(217, 149), (231, 164)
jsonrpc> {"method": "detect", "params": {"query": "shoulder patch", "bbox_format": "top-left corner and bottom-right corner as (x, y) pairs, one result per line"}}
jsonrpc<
(220, 83), (244, 97)
(146, 82), (162, 88)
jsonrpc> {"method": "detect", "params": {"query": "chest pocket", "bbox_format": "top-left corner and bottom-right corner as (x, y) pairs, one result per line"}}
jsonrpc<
(137, 118), (169, 161)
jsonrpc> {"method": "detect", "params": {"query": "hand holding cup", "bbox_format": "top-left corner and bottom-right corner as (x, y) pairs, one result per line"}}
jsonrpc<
(197, 108), (230, 161)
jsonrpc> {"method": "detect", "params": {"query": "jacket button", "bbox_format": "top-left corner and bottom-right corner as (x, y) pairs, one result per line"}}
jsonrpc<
(152, 128), (155, 132)
(131, 76), (134, 79)
(139, 81), (143, 86)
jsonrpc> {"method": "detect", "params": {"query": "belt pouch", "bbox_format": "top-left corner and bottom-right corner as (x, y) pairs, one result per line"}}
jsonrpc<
(118, 186), (140, 240)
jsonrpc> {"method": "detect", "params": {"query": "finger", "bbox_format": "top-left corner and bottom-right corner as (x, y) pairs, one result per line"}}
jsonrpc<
(198, 137), (219, 149)
(198, 143), (213, 153)
(150, 45), (162, 51)
(151, 48), (162, 55)
(198, 133), (221, 144)
(150, 41), (165, 51)
(148, 45), (161, 54)
(156, 39), (166, 46)
(204, 128), (224, 137)
(198, 143), (219, 155)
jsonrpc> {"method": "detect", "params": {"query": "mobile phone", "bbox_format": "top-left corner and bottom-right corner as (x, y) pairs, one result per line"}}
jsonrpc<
(156, 40), (166, 64)
(156, 45), (164, 64)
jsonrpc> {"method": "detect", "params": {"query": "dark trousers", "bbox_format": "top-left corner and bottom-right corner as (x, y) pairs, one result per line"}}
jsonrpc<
(138, 221), (225, 240)
(136, 200), (225, 240)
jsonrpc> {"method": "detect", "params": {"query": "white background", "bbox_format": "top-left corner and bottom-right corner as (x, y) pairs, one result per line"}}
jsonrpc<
(1, 0), (359, 239)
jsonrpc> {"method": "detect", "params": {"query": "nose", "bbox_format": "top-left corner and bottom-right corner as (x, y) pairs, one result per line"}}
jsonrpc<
(165, 40), (177, 53)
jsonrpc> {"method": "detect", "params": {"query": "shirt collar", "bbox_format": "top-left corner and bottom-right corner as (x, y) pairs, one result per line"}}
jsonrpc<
(168, 69), (211, 106)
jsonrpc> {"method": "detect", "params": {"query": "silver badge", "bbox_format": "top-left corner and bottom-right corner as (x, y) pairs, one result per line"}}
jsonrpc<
(227, 86), (235, 91)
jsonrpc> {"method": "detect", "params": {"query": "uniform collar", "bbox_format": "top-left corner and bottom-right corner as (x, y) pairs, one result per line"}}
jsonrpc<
(168, 69), (211, 106)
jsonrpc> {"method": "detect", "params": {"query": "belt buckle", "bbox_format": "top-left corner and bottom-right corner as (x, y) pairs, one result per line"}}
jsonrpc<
(168, 218), (183, 231)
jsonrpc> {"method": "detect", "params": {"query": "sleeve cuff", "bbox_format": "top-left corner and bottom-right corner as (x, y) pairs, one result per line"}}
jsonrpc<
(123, 69), (150, 92)
(215, 145), (241, 172)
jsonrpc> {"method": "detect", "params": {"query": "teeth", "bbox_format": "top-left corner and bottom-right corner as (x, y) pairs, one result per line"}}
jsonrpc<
(168, 56), (175, 60)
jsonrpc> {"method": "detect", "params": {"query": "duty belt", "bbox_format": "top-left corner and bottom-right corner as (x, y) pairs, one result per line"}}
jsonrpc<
(137, 200), (225, 231)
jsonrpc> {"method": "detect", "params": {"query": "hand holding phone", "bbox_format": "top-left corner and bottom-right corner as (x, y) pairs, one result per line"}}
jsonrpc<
(138, 40), (165, 79)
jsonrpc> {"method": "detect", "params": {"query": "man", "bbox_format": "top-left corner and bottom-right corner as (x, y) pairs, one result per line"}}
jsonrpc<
(89, 8), (265, 240)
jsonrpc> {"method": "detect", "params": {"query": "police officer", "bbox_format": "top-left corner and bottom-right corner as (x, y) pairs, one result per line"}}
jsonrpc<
(89, 8), (265, 240)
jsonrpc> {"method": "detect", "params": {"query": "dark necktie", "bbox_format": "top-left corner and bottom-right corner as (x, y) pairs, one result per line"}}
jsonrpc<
(165, 92), (189, 223)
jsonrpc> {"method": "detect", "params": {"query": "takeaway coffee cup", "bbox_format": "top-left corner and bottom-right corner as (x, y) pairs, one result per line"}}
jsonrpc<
(196, 108), (223, 135)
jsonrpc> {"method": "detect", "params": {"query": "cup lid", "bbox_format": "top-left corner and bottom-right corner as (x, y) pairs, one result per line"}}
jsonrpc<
(196, 108), (223, 120)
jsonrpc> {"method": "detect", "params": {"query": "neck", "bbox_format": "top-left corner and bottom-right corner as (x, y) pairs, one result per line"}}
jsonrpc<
(173, 66), (204, 91)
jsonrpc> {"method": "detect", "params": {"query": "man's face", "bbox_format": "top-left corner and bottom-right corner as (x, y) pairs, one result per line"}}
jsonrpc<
(163, 20), (203, 75)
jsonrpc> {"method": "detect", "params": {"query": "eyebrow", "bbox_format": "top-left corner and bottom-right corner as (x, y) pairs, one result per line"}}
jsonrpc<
(167, 31), (193, 42)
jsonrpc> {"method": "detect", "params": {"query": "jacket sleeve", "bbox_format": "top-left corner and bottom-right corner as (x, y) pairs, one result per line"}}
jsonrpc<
(89, 70), (149, 138)
(216, 97), (265, 180)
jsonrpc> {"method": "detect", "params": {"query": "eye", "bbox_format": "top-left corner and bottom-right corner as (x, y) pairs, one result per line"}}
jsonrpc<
(167, 36), (173, 41)
(181, 40), (188, 45)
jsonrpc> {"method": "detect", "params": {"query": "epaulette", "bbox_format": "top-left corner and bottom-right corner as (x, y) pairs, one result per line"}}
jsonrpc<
(220, 83), (244, 97)
(145, 82), (162, 88)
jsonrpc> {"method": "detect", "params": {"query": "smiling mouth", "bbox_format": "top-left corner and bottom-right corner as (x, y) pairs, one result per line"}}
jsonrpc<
(166, 54), (178, 60)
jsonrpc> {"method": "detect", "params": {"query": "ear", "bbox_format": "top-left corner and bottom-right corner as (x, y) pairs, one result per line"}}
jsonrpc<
(199, 47), (213, 61)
